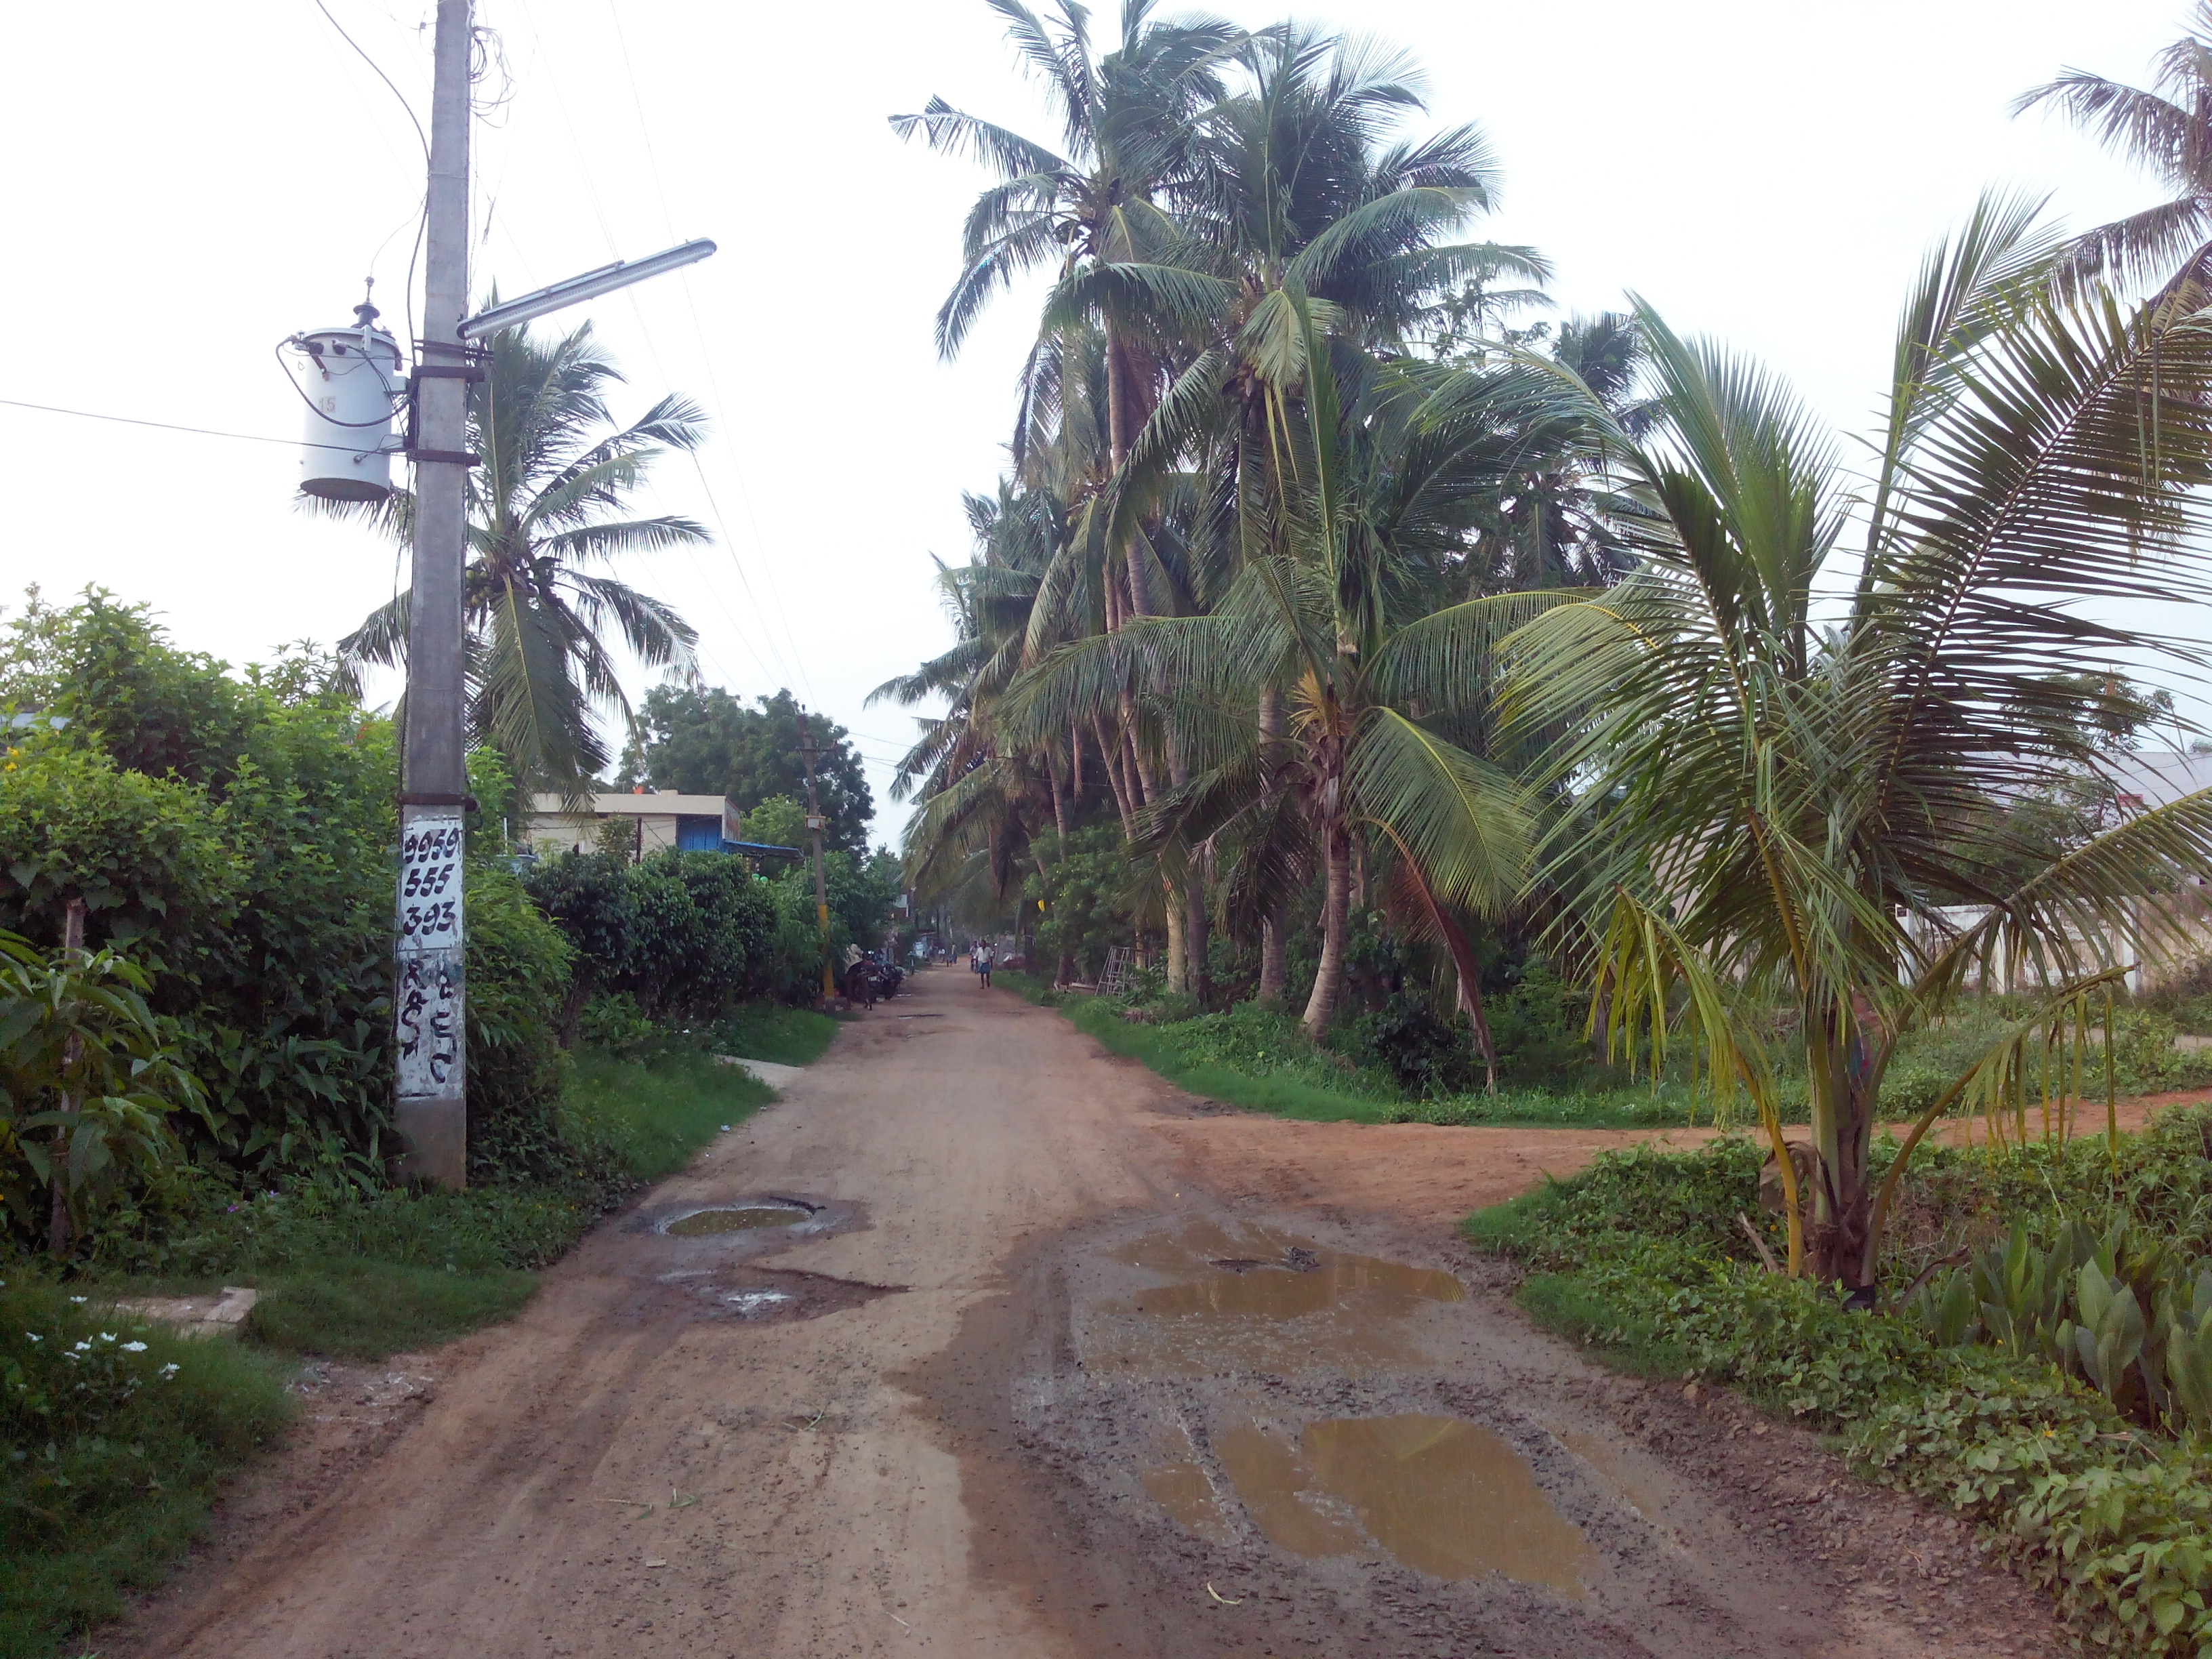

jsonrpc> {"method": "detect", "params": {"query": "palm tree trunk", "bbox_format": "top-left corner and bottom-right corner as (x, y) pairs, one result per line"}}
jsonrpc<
(1046, 747), (1069, 842)
(1164, 897), (1186, 994)
(1165, 738), (1208, 1007)
(1809, 996), (1883, 1289)
(1301, 823), (1353, 1038)
(1394, 848), (1498, 1093)
(1097, 718), (1136, 838)
(1258, 917), (1289, 1004)
(1256, 687), (1290, 1004)
(1185, 846), (1212, 1008)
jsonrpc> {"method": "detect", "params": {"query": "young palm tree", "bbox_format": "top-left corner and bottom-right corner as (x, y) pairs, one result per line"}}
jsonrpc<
(1500, 196), (2212, 1288)
(334, 318), (705, 795)
(2016, 5), (2212, 297)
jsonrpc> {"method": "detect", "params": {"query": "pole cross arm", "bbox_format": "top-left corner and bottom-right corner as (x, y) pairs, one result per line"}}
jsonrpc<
(457, 240), (718, 340)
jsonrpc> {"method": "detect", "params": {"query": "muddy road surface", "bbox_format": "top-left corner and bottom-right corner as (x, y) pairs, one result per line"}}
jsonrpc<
(115, 969), (2063, 1658)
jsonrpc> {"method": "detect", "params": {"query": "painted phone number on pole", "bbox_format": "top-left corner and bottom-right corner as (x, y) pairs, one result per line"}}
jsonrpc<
(395, 810), (464, 1098)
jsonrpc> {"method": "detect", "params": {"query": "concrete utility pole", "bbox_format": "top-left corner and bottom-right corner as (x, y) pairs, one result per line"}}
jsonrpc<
(796, 711), (837, 1002)
(392, 0), (476, 1190)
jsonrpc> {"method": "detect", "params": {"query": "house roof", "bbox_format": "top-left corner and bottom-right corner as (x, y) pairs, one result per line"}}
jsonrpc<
(526, 792), (735, 818)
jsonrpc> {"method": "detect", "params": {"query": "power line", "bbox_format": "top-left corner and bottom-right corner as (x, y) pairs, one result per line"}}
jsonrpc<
(0, 396), (385, 454)
(508, 0), (798, 700)
(600, 1), (817, 703)
(310, 0), (429, 163)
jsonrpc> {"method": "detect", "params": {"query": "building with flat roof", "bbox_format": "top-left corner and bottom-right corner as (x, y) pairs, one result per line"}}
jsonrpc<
(523, 791), (803, 869)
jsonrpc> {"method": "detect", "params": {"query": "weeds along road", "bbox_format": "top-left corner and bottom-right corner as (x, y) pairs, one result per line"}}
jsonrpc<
(115, 968), (2063, 1659)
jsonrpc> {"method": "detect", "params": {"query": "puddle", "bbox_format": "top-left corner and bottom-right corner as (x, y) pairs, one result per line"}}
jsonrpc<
(1136, 1420), (1236, 1544)
(665, 1204), (811, 1235)
(657, 1265), (904, 1324)
(1139, 1461), (1235, 1545)
(1554, 1426), (1669, 1523)
(1216, 1422), (1369, 1556)
(1211, 1414), (1598, 1596)
(1084, 1221), (1462, 1375)
(722, 1290), (796, 1317)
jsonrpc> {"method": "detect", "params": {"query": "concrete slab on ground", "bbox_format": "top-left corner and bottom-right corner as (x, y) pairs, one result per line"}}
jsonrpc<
(714, 1054), (804, 1089)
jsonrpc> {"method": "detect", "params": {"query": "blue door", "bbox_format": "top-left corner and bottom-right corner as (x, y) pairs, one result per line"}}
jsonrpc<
(676, 815), (724, 851)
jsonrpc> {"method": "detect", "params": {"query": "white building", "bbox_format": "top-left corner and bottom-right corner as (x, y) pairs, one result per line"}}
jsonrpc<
(524, 790), (745, 860)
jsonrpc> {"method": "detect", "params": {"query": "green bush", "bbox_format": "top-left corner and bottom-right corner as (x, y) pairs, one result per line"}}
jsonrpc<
(1471, 1130), (2212, 1656)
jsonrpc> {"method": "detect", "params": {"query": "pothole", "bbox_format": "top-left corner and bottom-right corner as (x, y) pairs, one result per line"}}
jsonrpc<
(1081, 1219), (1462, 1375)
(1205, 1414), (1599, 1595)
(663, 1200), (815, 1236)
(657, 1265), (905, 1324)
(722, 1289), (797, 1317)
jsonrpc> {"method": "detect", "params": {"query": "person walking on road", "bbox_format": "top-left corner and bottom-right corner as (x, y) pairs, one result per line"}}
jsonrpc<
(977, 939), (994, 989)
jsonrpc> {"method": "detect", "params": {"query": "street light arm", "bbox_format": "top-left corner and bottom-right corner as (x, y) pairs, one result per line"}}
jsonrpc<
(457, 239), (718, 340)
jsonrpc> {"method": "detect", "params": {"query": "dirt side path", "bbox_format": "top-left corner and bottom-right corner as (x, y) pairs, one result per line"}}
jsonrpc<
(1158, 1089), (2212, 1233)
(110, 973), (2065, 1659)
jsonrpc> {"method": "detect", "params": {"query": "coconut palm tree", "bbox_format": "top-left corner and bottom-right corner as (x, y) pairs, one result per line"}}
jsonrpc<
(333, 317), (705, 796)
(2016, 5), (2212, 297)
(890, 0), (1241, 382)
(1019, 26), (1549, 1000)
(1498, 195), (2212, 1288)
(1007, 304), (1559, 1040)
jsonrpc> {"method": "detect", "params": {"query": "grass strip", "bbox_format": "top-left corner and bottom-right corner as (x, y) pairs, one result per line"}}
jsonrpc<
(708, 1002), (840, 1067)
(1, 1280), (295, 1659)
(998, 974), (1400, 1122)
(1001, 972), (1746, 1129)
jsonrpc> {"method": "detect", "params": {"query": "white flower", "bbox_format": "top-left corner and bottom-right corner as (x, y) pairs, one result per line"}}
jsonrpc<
(122, 1340), (148, 1353)
(24, 1333), (40, 1343)
(159, 1363), (180, 1376)
(68, 1296), (87, 1305)
(73, 1340), (90, 1352)
(100, 1332), (116, 1342)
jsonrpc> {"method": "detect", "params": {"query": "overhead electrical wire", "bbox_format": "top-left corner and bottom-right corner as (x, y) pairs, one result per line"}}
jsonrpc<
(0, 396), (386, 454)
(601, 0), (818, 706)
(507, 0), (802, 699)
(310, 0), (428, 163)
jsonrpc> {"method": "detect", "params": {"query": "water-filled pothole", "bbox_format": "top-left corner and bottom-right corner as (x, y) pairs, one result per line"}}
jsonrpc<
(1200, 1414), (1598, 1595)
(666, 1202), (811, 1235)
(1084, 1220), (1462, 1374)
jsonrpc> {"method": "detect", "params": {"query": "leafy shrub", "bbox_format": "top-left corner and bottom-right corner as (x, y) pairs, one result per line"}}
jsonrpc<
(1024, 825), (1140, 981)
(576, 991), (656, 1054)
(1473, 1130), (2212, 1656)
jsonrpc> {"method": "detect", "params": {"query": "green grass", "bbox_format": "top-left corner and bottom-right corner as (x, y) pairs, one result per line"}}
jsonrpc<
(247, 1258), (540, 1359)
(705, 1002), (840, 1067)
(565, 1042), (775, 1183)
(1, 1278), (295, 1659)
(1045, 990), (1403, 1122)
(1010, 970), (2212, 1136)
(1006, 975), (1752, 1128)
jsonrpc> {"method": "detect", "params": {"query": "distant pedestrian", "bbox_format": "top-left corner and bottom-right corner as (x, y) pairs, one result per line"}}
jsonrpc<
(978, 939), (994, 988)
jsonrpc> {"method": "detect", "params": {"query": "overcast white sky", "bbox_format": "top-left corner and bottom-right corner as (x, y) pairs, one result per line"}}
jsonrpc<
(0, 1), (2195, 841)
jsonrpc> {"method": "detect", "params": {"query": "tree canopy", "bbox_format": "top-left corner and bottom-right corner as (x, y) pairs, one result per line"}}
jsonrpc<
(618, 687), (874, 855)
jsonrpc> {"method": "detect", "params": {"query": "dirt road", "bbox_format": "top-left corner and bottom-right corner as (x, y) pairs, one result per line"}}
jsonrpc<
(115, 969), (2065, 1658)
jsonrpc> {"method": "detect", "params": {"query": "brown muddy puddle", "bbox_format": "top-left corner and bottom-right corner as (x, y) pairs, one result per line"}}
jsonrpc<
(1084, 1219), (1462, 1376)
(1139, 1414), (1598, 1596)
(1097, 1223), (1596, 1595)
(665, 1203), (811, 1235)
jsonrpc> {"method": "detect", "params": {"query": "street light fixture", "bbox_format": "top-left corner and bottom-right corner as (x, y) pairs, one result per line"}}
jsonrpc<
(457, 239), (718, 340)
